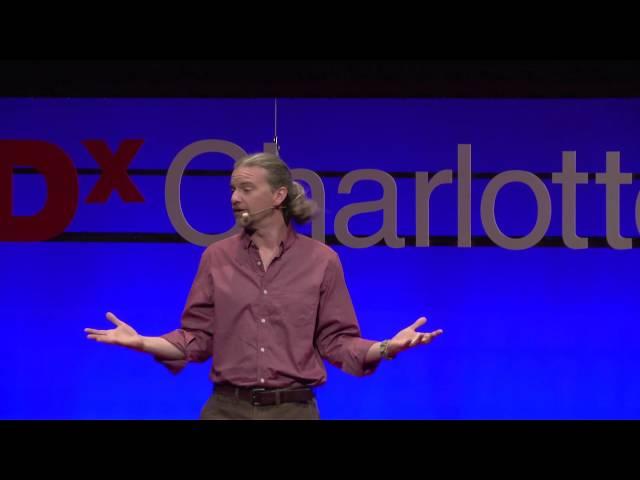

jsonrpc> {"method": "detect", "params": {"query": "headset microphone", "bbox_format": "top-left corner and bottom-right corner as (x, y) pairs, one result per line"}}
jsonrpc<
(239, 206), (278, 227)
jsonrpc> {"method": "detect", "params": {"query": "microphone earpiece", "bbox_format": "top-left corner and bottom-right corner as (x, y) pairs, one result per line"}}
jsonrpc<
(239, 206), (278, 227)
(239, 193), (304, 227)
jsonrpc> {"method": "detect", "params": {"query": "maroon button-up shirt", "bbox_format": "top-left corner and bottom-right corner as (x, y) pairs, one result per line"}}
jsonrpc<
(157, 225), (378, 388)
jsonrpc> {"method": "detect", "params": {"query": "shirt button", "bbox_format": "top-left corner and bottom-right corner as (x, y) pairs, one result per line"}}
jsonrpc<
(260, 378), (265, 383)
(257, 261), (262, 266)
(261, 318), (266, 324)
(260, 347), (265, 353)
(263, 289), (268, 295)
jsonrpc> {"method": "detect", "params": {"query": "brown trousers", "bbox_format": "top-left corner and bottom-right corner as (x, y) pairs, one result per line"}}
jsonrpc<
(199, 392), (321, 420)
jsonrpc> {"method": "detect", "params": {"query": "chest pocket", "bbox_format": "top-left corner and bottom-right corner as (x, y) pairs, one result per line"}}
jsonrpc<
(275, 288), (319, 330)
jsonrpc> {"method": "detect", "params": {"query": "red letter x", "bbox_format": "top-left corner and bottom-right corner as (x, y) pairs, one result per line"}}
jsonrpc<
(83, 139), (144, 203)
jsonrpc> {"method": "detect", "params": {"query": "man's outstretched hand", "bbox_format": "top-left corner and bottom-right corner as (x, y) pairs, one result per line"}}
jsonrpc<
(85, 312), (144, 350)
(386, 316), (443, 358)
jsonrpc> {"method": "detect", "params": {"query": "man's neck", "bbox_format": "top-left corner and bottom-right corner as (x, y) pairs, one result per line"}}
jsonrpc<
(250, 218), (289, 251)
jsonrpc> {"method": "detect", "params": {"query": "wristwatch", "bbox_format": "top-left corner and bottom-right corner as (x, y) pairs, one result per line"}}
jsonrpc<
(380, 339), (394, 360)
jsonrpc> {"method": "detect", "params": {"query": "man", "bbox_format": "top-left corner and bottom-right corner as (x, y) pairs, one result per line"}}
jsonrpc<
(85, 152), (443, 420)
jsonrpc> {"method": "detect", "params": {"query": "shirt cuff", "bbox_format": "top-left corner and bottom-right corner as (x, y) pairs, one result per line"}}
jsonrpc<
(153, 330), (190, 374)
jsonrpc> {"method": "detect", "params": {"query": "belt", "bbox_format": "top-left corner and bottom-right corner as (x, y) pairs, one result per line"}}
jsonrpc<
(214, 384), (315, 406)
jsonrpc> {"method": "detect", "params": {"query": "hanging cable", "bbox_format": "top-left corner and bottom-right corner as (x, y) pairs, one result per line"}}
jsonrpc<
(273, 98), (280, 155)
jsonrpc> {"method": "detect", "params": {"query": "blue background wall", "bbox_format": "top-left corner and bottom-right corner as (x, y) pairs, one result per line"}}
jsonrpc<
(1, 98), (638, 419)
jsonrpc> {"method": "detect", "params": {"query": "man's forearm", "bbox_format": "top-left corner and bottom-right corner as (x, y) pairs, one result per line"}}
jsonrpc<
(365, 341), (383, 364)
(139, 336), (185, 360)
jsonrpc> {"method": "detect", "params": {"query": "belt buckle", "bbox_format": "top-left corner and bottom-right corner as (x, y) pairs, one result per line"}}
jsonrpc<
(251, 388), (267, 406)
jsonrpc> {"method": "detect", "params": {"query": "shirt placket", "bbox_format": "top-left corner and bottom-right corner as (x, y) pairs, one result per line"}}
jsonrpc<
(250, 245), (269, 386)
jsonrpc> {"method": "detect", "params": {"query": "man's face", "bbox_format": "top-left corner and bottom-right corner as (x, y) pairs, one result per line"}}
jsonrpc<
(230, 166), (283, 226)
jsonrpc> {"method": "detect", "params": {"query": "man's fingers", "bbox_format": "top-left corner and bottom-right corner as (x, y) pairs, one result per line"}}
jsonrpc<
(105, 312), (124, 327)
(84, 328), (106, 335)
(420, 329), (444, 343)
(409, 316), (427, 331)
(88, 335), (115, 344)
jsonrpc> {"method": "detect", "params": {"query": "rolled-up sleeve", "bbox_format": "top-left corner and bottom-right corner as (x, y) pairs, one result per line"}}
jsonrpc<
(156, 249), (215, 374)
(314, 251), (379, 376)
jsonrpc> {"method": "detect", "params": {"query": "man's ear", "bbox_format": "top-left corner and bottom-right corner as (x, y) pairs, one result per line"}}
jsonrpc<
(274, 186), (288, 207)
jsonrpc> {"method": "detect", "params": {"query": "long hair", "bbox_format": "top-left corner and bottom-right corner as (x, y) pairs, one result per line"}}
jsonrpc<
(234, 153), (317, 224)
